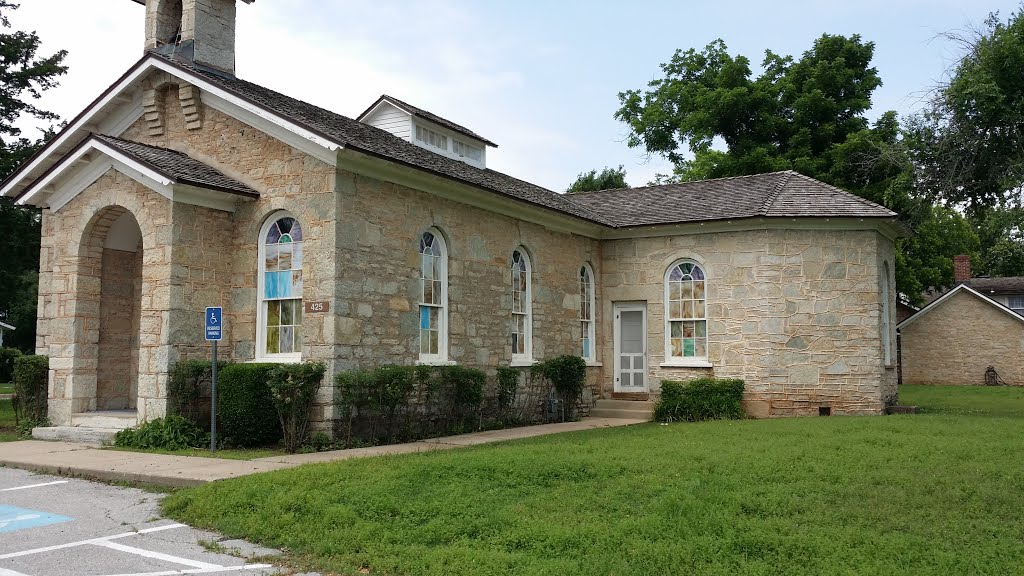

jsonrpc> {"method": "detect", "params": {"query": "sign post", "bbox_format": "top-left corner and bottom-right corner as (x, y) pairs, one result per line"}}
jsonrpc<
(205, 307), (222, 452)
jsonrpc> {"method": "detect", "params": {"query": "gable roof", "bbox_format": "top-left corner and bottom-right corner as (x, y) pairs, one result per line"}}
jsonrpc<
(92, 134), (257, 197)
(2, 53), (901, 234)
(358, 94), (498, 147)
(897, 284), (1024, 330)
(567, 170), (896, 227)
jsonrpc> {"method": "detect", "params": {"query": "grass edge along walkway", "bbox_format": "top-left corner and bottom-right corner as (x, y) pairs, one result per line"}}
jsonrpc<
(164, 385), (1024, 576)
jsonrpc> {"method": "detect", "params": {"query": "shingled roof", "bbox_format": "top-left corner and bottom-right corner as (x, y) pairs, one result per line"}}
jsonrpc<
(93, 134), (257, 197)
(567, 171), (896, 227)
(359, 94), (499, 147)
(964, 276), (1024, 295)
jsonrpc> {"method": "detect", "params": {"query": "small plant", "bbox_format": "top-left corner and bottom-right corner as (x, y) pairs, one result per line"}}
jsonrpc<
(496, 366), (520, 421)
(17, 417), (49, 439)
(114, 415), (208, 450)
(13, 354), (48, 424)
(267, 361), (327, 453)
(534, 355), (587, 421)
(168, 359), (218, 424)
(217, 363), (282, 447)
(654, 377), (745, 422)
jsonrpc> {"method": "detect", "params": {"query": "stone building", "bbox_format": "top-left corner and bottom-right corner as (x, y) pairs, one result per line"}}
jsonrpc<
(1, 0), (902, 433)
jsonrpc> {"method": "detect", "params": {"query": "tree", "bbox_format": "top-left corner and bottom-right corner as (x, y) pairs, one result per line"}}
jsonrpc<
(566, 165), (628, 192)
(909, 8), (1024, 215)
(613, 34), (973, 300)
(0, 2), (68, 351)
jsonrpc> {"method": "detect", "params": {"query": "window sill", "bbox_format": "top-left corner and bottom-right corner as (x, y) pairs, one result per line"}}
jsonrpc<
(510, 359), (538, 367)
(585, 361), (603, 367)
(251, 354), (303, 364)
(416, 359), (457, 366)
(659, 360), (713, 369)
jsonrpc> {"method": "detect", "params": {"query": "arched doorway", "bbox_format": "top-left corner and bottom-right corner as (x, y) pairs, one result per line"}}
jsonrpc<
(79, 206), (143, 412)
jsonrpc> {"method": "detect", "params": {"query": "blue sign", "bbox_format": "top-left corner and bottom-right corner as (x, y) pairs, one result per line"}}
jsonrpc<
(0, 505), (72, 533)
(205, 307), (222, 341)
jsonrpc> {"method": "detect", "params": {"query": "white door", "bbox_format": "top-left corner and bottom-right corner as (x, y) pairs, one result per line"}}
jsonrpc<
(614, 303), (647, 392)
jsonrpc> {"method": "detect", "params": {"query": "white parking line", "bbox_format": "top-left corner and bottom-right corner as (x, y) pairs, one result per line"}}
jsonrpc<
(95, 541), (223, 570)
(0, 481), (68, 492)
(0, 567), (31, 576)
(0, 523), (186, 560)
(97, 565), (273, 576)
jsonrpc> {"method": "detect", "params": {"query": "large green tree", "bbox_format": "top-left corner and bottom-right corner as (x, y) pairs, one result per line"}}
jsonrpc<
(566, 165), (628, 193)
(614, 34), (978, 301)
(0, 1), (68, 352)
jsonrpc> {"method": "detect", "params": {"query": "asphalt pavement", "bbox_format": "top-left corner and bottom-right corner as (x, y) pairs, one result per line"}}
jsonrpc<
(0, 467), (311, 576)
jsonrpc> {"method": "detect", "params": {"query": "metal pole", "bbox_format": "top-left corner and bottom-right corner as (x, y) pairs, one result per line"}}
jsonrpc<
(210, 340), (218, 452)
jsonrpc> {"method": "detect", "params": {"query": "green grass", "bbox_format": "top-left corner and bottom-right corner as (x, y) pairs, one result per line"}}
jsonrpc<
(0, 398), (19, 442)
(163, 385), (1024, 575)
(106, 446), (287, 461)
(0, 382), (13, 394)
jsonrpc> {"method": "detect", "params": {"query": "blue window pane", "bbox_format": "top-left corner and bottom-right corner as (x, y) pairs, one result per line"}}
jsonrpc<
(582, 338), (590, 358)
(265, 271), (292, 299)
(420, 306), (430, 330)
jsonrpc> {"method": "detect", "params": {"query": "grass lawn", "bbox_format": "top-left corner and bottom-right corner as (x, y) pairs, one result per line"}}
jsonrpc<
(0, 382), (12, 394)
(163, 385), (1024, 575)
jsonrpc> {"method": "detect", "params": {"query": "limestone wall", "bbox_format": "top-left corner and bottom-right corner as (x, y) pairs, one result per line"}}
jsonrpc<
(600, 228), (896, 416)
(900, 289), (1024, 386)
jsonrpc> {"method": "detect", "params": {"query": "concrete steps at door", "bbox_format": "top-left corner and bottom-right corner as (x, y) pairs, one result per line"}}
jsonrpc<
(589, 399), (655, 420)
(33, 410), (139, 446)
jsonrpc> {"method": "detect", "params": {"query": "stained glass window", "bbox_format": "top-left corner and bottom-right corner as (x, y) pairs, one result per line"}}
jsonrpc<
(580, 264), (595, 361)
(666, 261), (707, 360)
(511, 249), (532, 359)
(419, 230), (447, 359)
(261, 215), (303, 356)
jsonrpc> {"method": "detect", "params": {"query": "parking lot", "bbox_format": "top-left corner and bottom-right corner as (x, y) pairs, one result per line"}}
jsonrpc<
(0, 468), (297, 576)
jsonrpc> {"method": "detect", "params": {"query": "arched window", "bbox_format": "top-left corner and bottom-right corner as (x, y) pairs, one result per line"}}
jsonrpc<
(882, 261), (892, 366)
(258, 214), (303, 359)
(580, 263), (596, 362)
(511, 249), (532, 361)
(419, 230), (448, 361)
(665, 261), (707, 361)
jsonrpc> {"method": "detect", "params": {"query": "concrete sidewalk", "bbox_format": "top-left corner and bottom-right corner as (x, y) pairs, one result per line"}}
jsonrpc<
(0, 417), (646, 487)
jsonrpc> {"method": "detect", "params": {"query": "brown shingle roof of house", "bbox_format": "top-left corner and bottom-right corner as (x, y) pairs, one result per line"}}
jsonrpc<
(358, 94), (499, 147)
(94, 134), (257, 197)
(963, 277), (1024, 295)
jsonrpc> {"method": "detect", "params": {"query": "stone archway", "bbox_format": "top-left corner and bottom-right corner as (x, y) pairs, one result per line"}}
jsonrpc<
(75, 206), (143, 414)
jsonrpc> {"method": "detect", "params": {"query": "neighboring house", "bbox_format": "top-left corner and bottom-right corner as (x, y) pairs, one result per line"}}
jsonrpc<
(898, 283), (1024, 386)
(0, 0), (902, 429)
(0, 321), (13, 347)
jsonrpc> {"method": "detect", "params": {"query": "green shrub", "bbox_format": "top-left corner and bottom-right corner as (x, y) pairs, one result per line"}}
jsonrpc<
(535, 355), (587, 420)
(114, 415), (208, 450)
(13, 355), (48, 423)
(268, 362), (327, 453)
(0, 347), (21, 383)
(654, 377), (745, 422)
(167, 359), (216, 425)
(217, 363), (281, 447)
(496, 366), (520, 418)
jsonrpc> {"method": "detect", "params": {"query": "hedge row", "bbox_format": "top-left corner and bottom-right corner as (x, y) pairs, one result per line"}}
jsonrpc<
(13, 354), (49, 430)
(654, 377), (745, 422)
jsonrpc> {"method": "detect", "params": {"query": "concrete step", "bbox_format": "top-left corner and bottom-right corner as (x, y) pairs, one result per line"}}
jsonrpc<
(70, 411), (138, 429)
(591, 399), (655, 420)
(32, 426), (122, 446)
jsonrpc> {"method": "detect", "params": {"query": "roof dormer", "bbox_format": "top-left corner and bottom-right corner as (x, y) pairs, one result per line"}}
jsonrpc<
(357, 95), (496, 169)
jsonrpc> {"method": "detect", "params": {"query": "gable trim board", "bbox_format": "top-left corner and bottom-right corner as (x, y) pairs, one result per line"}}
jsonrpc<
(897, 284), (1024, 330)
(24, 134), (257, 214)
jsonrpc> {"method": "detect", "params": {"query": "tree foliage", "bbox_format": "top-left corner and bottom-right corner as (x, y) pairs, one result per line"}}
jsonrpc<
(566, 165), (628, 192)
(0, 2), (68, 351)
(909, 8), (1024, 214)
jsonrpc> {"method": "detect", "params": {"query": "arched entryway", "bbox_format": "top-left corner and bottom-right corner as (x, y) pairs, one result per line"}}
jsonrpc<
(77, 206), (143, 413)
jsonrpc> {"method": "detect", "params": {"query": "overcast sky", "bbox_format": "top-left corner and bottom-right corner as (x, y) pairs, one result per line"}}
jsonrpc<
(9, 0), (1022, 191)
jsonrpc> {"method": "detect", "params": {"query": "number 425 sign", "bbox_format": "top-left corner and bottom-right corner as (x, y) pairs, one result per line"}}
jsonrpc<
(304, 301), (329, 314)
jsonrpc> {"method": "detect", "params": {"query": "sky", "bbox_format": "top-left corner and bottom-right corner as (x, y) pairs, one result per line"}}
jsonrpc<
(9, 0), (1023, 192)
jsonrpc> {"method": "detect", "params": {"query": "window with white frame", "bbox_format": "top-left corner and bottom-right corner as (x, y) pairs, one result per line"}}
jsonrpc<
(259, 214), (303, 359)
(511, 249), (532, 360)
(415, 125), (448, 151)
(665, 261), (707, 361)
(580, 264), (596, 362)
(452, 139), (482, 161)
(419, 230), (448, 360)
(1009, 295), (1024, 315)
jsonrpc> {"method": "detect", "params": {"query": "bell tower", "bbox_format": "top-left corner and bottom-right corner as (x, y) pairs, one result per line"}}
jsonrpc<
(142, 0), (254, 75)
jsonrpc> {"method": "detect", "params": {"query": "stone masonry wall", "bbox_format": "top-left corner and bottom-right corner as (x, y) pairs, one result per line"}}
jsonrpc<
(335, 169), (603, 403)
(96, 248), (141, 410)
(601, 228), (897, 416)
(901, 289), (1024, 386)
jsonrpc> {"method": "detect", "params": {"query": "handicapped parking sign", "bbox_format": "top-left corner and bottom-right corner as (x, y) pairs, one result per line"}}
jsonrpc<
(0, 505), (72, 533)
(205, 307), (222, 341)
